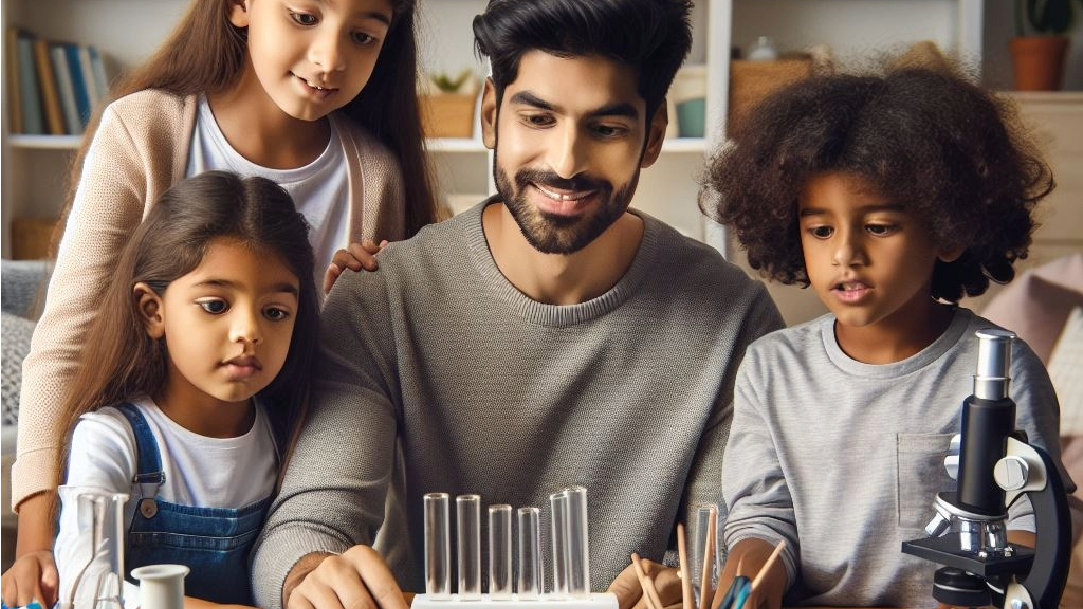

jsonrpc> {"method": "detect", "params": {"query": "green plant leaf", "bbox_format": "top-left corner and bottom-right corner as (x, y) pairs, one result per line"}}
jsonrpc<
(1026, 0), (1073, 34)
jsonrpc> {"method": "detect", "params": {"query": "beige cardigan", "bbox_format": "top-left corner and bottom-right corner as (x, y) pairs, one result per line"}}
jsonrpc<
(13, 89), (406, 508)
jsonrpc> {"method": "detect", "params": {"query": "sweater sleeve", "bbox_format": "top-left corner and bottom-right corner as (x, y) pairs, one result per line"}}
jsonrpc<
(13, 103), (148, 509)
(720, 343), (801, 589)
(681, 285), (784, 549)
(251, 264), (401, 609)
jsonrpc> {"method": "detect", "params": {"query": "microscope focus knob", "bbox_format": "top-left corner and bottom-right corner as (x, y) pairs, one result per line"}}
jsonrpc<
(994, 455), (1029, 491)
(943, 454), (959, 480)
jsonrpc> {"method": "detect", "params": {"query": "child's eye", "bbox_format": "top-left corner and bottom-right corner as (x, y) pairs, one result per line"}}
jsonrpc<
(197, 299), (229, 315)
(807, 225), (833, 239)
(289, 10), (318, 26)
(866, 223), (899, 236)
(264, 307), (292, 322)
(351, 31), (376, 45)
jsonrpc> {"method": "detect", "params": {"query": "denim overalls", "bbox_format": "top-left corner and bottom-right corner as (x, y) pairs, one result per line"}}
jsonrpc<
(115, 403), (273, 605)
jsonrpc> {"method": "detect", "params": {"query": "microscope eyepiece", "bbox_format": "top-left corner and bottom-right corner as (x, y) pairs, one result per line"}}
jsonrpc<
(974, 329), (1014, 401)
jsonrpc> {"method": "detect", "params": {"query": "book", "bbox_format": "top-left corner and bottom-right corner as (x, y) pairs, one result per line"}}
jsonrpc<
(5, 28), (23, 133)
(64, 43), (91, 129)
(89, 46), (110, 104)
(32, 36), (65, 134)
(15, 32), (43, 134)
(77, 44), (99, 113)
(51, 44), (79, 134)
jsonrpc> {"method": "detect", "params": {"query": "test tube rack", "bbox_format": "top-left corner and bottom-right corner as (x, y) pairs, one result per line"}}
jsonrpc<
(412, 487), (618, 609)
(411, 592), (619, 609)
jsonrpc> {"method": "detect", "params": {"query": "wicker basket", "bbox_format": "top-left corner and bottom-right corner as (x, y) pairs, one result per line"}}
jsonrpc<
(420, 93), (477, 138)
(11, 217), (58, 260)
(729, 58), (813, 133)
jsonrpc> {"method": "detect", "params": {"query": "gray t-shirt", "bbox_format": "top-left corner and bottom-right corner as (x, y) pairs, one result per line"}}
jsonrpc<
(721, 309), (1073, 608)
(252, 201), (784, 608)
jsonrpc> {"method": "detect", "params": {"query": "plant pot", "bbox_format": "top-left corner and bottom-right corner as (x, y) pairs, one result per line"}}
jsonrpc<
(420, 93), (477, 138)
(1009, 36), (1069, 91)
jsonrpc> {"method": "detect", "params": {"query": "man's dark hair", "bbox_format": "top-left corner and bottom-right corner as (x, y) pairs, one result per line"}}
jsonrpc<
(473, 0), (693, 120)
(704, 68), (1054, 302)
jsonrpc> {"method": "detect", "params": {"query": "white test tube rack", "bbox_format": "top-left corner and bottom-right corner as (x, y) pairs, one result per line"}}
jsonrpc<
(413, 488), (618, 609)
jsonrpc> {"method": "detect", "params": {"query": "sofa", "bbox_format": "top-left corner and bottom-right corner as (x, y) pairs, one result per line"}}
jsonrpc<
(1, 258), (50, 570)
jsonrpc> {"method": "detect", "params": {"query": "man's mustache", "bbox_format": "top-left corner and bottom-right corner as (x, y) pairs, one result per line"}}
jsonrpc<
(514, 169), (609, 194)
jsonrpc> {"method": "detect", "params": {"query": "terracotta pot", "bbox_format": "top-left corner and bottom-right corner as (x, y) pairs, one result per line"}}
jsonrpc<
(1010, 36), (1070, 91)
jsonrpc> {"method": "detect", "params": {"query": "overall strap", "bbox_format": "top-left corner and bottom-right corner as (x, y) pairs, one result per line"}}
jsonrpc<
(114, 403), (166, 494)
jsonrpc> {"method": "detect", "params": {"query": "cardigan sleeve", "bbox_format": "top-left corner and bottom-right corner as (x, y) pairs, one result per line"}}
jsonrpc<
(12, 92), (189, 509)
(342, 121), (407, 244)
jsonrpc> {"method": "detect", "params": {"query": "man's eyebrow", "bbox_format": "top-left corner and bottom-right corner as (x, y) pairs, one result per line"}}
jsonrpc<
(508, 91), (639, 120)
(509, 91), (555, 111)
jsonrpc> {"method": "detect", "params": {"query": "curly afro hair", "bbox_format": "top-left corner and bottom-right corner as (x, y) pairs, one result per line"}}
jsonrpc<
(703, 68), (1054, 302)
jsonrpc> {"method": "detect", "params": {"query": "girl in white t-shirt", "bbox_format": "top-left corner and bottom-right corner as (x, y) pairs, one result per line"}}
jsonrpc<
(52, 171), (319, 608)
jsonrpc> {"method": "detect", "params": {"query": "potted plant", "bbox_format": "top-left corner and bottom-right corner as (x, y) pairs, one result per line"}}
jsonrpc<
(420, 69), (479, 138)
(1010, 0), (1081, 90)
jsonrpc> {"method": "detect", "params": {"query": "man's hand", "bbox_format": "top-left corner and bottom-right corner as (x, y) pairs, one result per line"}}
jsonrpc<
(1, 550), (58, 609)
(608, 557), (682, 609)
(324, 240), (388, 293)
(285, 546), (408, 609)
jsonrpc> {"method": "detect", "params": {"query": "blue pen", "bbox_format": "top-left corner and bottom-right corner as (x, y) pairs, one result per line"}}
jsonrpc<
(717, 574), (751, 609)
(1, 601), (43, 609)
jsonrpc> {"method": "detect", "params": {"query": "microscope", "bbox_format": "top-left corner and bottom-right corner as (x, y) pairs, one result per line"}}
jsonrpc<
(902, 329), (1071, 609)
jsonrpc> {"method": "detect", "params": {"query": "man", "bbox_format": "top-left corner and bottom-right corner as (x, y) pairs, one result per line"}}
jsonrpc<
(252, 1), (783, 608)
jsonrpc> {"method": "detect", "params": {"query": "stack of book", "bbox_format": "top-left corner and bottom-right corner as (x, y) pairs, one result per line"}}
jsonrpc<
(5, 28), (112, 136)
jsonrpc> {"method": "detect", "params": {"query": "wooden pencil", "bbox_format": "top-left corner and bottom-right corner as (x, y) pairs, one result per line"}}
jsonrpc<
(677, 523), (694, 609)
(631, 552), (664, 609)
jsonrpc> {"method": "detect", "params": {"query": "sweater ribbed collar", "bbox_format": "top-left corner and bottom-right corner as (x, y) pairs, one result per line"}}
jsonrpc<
(461, 197), (660, 327)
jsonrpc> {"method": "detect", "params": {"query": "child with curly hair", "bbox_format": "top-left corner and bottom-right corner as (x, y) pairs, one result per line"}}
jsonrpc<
(705, 67), (1076, 608)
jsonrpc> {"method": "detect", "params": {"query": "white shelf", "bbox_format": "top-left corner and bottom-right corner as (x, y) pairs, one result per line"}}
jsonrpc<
(661, 138), (708, 153)
(426, 138), (487, 153)
(8, 134), (83, 150)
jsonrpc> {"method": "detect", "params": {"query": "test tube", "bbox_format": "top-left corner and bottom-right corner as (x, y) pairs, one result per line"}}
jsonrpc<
(424, 493), (452, 600)
(457, 494), (482, 600)
(549, 490), (569, 598)
(517, 507), (542, 600)
(691, 503), (718, 599)
(565, 486), (590, 598)
(489, 504), (513, 600)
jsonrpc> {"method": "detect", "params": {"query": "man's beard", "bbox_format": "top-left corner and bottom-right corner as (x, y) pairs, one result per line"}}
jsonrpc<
(494, 166), (639, 255)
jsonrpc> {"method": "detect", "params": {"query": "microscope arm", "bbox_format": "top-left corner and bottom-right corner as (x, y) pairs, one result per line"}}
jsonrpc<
(1000, 438), (1071, 609)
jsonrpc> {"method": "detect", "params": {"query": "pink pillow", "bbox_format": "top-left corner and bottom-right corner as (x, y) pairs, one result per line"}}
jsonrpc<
(982, 256), (1083, 364)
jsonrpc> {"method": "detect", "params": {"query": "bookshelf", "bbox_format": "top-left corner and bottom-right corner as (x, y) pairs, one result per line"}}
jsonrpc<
(9, 0), (1065, 327)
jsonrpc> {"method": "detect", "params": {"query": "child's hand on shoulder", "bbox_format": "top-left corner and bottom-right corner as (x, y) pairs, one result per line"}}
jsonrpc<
(324, 239), (389, 293)
(0, 550), (58, 609)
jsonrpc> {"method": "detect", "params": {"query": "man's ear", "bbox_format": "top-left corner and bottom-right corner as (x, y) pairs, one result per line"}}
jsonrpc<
(640, 100), (668, 169)
(133, 282), (165, 339)
(228, 0), (252, 28)
(480, 77), (498, 150)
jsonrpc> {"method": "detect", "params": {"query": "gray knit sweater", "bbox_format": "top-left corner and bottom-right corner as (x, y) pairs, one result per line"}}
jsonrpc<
(251, 201), (783, 608)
